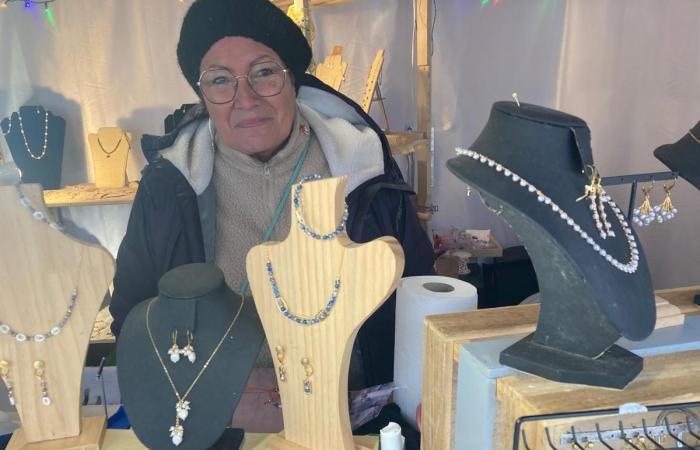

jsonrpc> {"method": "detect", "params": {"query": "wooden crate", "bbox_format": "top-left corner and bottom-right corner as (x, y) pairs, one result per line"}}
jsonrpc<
(421, 291), (688, 450)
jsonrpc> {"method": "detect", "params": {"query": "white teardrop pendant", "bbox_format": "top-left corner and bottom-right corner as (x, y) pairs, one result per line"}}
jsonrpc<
(176, 400), (190, 421)
(169, 423), (184, 446)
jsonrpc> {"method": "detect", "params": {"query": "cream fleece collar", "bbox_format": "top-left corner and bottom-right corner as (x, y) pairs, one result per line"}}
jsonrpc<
(159, 86), (385, 195)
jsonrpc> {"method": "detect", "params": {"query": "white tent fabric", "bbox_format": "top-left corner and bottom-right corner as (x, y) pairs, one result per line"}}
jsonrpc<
(0, 0), (697, 288)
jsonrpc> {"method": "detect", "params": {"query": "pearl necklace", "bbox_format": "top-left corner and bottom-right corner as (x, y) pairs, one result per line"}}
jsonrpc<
(455, 148), (639, 274)
(18, 110), (49, 160)
(0, 289), (78, 343)
(1, 114), (12, 136)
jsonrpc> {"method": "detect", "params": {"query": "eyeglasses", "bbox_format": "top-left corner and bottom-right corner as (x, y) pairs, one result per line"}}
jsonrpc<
(197, 61), (289, 105)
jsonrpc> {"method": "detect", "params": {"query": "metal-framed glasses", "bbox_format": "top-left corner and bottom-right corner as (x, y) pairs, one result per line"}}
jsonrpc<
(197, 61), (289, 104)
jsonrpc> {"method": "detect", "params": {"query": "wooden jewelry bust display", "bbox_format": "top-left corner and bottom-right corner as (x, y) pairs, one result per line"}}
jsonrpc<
(246, 176), (405, 450)
(87, 127), (131, 188)
(0, 181), (114, 447)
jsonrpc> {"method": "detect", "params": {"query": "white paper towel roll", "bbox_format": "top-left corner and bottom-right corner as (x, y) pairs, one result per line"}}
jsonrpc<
(393, 276), (478, 428)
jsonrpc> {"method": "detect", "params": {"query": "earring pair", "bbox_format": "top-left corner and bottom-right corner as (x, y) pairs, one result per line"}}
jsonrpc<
(632, 180), (678, 227)
(576, 165), (615, 239)
(168, 330), (196, 364)
(0, 360), (51, 406)
(275, 346), (314, 395)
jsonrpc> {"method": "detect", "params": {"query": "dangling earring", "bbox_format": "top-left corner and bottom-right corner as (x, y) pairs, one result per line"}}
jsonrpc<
(655, 179), (678, 224)
(632, 182), (655, 227)
(33, 360), (51, 406)
(181, 330), (196, 363)
(576, 165), (614, 239)
(0, 360), (16, 406)
(168, 330), (182, 363)
(301, 357), (313, 395)
(275, 345), (287, 383)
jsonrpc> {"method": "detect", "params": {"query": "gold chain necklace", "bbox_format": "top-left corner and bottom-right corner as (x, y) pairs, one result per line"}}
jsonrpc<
(145, 294), (245, 446)
(688, 129), (700, 145)
(96, 133), (127, 158)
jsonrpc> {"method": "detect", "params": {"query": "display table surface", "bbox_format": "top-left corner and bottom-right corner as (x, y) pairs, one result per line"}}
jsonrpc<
(43, 182), (138, 207)
(454, 315), (700, 450)
(102, 429), (271, 450)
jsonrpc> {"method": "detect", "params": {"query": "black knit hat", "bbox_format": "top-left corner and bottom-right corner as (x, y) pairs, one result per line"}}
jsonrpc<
(177, 0), (312, 93)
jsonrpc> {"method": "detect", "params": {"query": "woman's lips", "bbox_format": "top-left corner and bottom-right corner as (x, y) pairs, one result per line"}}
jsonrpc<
(236, 117), (271, 128)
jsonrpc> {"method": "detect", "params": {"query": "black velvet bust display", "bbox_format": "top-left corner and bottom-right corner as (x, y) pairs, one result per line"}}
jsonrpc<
(654, 120), (700, 190)
(117, 263), (264, 450)
(1, 105), (65, 189)
(447, 102), (656, 389)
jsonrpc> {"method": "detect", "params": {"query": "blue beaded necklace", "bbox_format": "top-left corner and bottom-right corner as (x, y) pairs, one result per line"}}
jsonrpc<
(293, 174), (349, 240)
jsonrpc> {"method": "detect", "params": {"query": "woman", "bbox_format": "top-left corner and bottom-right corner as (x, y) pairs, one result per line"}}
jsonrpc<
(110, 0), (434, 388)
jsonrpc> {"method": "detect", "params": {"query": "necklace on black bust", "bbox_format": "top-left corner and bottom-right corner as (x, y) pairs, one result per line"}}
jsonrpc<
(96, 132), (127, 158)
(17, 110), (49, 160)
(1, 113), (13, 136)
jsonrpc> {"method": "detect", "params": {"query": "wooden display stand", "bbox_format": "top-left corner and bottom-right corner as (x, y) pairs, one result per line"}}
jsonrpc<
(314, 46), (347, 91)
(247, 176), (403, 450)
(87, 127), (131, 189)
(421, 296), (687, 450)
(0, 184), (114, 447)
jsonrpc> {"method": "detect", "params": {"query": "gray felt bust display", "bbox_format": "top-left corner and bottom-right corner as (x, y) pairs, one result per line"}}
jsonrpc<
(447, 102), (655, 389)
(117, 263), (264, 449)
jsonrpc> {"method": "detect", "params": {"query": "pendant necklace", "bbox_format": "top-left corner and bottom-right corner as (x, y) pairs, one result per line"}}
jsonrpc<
(17, 110), (49, 160)
(455, 148), (639, 273)
(0, 247), (85, 343)
(96, 132), (127, 158)
(146, 294), (245, 446)
(1, 113), (13, 136)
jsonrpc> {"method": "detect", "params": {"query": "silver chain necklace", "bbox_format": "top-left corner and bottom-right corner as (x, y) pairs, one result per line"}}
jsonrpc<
(0, 289), (78, 343)
(455, 148), (639, 273)
(18, 110), (49, 160)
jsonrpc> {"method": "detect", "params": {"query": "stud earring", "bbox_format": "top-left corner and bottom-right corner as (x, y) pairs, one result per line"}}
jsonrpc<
(0, 360), (16, 406)
(168, 330), (181, 363)
(33, 360), (51, 406)
(301, 357), (313, 395)
(654, 179), (678, 224)
(632, 182), (655, 227)
(275, 345), (287, 383)
(576, 165), (614, 239)
(181, 330), (196, 363)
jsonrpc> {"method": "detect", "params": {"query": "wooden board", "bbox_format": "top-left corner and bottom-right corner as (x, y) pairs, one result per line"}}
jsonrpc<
(43, 182), (138, 207)
(497, 349), (700, 450)
(314, 46), (347, 91)
(0, 185), (114, 443)
(656, 285), (700, 316)
(266, 434), (378, 450)
(420, 296), (685, 450)
(246, 176), (404, 450)
(385, 132), (426, 156)
(7, 415), (105, 450)
(360, 50), (385, 113)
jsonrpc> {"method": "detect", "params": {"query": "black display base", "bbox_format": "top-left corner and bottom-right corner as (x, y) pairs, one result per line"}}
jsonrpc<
(500, 333), (643, 389)
(208, 428), (244, 450)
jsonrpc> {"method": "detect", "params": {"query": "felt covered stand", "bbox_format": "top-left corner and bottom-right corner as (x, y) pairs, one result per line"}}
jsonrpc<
(117, 263), (264, 450)
(246, 176), (404, 450)
(1, 106), (65, 190)
(87, 127), (131, 188)
(654, 120), (700, 190)
(447, 102), (656, 389)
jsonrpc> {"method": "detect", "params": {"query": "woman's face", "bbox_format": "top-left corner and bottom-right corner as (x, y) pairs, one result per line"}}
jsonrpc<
(199, 37), (297, 161)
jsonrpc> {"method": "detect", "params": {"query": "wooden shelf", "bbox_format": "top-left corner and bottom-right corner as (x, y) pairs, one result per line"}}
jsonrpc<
(385, 131), (426, 156)
(43, 182), (138, 207)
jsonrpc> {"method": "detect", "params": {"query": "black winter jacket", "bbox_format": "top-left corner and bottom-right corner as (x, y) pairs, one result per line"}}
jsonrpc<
(109, 75), (434, 385)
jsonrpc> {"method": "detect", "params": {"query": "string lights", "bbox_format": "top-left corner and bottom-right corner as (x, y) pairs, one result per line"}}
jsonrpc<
(1, 0), (57, 24)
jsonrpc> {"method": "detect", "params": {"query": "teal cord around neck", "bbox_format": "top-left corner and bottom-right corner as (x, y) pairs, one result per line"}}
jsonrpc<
(237, 139), (312, 295)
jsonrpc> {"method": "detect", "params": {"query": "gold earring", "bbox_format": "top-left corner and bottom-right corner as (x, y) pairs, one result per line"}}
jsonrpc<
(655, 179), (678, 224)
(632, 181), (655, 227)
(181, 330), (196, 364)
(301, 357), (313, 395)
(576, 165), (614, 239)
(0, 360), (16, 406)
(275, 346), (287, 383)
(33, 360), (51, 406)
(168, 330), (181, 363)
